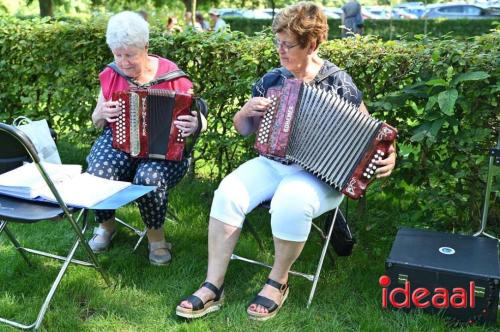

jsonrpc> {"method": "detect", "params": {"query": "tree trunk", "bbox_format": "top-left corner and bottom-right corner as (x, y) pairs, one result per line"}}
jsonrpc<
(39, 0), (54, 17)
(191, 0), (197, 26)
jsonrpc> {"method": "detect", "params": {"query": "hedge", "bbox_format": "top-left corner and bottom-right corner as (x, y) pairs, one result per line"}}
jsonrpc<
(224, 17), (499, 40)
(0, 16), (498, 229)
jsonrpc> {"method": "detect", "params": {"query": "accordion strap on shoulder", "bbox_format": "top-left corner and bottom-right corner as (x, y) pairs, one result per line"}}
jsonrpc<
(312, 64), (341, 85)
(278, 64), (340, 85)
(107, 62), (188, 88)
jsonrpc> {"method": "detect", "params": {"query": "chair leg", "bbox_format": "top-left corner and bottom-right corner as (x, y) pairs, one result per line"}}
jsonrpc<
(66, 209), (111, 287)
(0, 211), (109, 331)
(132, 229), (147, 251)
(32, 228), (85, 331)
(311, 219), (335, 264)
(306, 208), (339, 308)
(115, 217), (147, 251)
(165, 206), (181, 223)
(0, 220), (32, 266)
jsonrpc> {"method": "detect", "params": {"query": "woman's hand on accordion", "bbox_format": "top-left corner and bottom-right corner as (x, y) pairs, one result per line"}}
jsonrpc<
(241, 97), (272, 118)
(375, 144), (396, 178)
(174, 111), (201, 137)
(92, 92), (123, 128)
(234, 97), (272, 136)
(101, 100), (122, 123)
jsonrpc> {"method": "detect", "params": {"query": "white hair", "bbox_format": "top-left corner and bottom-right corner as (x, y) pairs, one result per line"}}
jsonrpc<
(106, 11), (149, 50)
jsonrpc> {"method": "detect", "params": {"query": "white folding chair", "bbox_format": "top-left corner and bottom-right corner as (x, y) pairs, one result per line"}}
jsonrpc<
(474, 133), (499, 242)
(231, 201), (352, 308)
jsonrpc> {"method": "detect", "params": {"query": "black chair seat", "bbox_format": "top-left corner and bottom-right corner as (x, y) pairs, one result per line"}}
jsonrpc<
(0, 194), (64, 222)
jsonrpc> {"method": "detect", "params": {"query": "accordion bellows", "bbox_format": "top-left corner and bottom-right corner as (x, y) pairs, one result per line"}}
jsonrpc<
(111, 88), (193, 161)
(254, 79), (397, 199)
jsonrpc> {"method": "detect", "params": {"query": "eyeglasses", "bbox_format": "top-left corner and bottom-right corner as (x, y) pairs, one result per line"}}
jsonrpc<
(273, 38), (299, 51)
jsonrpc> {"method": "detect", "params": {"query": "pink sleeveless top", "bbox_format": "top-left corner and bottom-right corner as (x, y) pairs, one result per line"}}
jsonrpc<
(99, 56), (193, 100)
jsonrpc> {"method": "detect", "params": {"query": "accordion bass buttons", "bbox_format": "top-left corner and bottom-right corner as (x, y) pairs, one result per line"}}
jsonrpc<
(363, 150), (387, 179)
(176, 131), (184, 143)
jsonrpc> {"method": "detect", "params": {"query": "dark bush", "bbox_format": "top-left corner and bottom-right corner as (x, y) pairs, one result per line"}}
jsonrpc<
(0, 16), (497, 230)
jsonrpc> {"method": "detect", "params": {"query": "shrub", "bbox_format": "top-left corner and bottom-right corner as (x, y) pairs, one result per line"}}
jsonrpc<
(224, 16), (499, 40)
(0, 16), (498, 229)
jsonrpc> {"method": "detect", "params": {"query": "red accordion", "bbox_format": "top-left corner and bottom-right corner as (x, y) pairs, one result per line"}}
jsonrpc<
(254, 79), (397, 199)
(111, 88), (193, 161)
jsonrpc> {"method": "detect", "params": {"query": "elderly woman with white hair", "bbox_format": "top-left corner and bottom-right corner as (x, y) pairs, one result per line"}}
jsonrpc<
(86, 11), (206, 265)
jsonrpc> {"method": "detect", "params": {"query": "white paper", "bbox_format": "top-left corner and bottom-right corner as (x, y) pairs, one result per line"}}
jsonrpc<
(0, 162), (82, 198)
(0, 163), (131, 207)
(37, 172), (131, 207)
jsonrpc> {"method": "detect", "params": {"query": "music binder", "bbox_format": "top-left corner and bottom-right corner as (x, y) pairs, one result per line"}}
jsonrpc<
(0, 162), (155, 209)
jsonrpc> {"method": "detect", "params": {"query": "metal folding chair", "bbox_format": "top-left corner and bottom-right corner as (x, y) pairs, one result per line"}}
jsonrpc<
(115, 206), (180, 251)
(474, 134), (499, 242)
(0, 123), (111, 331)
(231, 201), (350, 308)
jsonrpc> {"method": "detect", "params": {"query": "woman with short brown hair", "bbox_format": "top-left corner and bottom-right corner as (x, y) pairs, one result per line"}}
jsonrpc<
(176, 1), (395, 320)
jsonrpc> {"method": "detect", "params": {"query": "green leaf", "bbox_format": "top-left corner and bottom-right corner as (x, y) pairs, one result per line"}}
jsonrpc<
(438, 89), (458, 116)
(451, 71), (490, 86)
(426, 79), (447, 87)
(425, 95), (438, 111)
(410, 123), (431, 142)
(429, 119), (445, 142)
(432, 49), (440, 62)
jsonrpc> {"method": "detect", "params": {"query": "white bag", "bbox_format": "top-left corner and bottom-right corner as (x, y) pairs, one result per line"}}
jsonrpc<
(13, 116), (62, 164)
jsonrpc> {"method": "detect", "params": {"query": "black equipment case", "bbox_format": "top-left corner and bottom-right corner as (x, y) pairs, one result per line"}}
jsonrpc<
(385, 227), (500, 324)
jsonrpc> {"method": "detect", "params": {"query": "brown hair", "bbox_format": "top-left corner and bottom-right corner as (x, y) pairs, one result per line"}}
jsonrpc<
(272, 1), (328, 50)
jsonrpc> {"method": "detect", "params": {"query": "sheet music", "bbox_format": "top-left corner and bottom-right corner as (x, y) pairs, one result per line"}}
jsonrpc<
(36, 172), (131, 208)
(0, 162), (82, 198)
(0, 162), (131, 208)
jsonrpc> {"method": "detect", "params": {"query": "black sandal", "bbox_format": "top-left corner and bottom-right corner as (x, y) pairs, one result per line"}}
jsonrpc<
(247, 278), (289, 321)
(176, 282), (225, 319)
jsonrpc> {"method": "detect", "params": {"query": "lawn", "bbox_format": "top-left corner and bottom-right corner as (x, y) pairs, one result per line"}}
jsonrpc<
(0, 138), (498, 331)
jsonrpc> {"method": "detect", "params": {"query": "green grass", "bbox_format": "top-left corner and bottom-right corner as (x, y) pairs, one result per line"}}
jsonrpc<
(0, 139), (498, 331)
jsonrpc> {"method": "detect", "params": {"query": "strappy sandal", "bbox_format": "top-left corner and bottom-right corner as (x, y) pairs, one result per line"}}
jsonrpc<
(176, 282), (225, 319)
(247, 278), (289, 321)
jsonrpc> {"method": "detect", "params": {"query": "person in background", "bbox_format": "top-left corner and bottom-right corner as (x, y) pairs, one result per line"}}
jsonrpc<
(176, 1), (395, 321)
(208, 9), (227, 32)
(165, 16), (182, 34)
(196, 12), (210, 31)
(184, 11), (203, 31)
(87, 11), (207, 266)
(341, 0), (364, 37)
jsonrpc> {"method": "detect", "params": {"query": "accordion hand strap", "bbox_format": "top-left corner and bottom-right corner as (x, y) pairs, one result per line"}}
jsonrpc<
(107, 62), (188, 88)
(184, 97), (208, 158)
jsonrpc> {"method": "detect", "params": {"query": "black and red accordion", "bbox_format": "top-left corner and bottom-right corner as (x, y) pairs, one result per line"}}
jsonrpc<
(254, 79), (397, 199)
(111, 88), (193, 161)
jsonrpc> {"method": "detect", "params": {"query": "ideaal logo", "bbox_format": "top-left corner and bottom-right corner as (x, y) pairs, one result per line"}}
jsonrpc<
(379, 275), (476, 309)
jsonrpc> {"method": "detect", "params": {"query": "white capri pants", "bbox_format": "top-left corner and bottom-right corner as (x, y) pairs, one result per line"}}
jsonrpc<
(210, 156), (344, 242)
